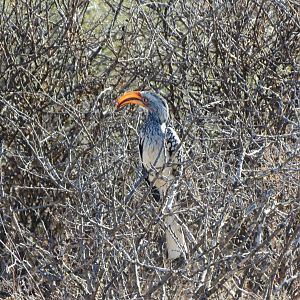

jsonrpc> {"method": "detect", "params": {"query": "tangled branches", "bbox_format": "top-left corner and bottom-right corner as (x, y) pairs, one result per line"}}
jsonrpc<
(0, 0), (299, 299)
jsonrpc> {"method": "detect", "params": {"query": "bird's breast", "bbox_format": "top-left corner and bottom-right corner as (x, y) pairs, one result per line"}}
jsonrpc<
(141, 134), (166, 170)
(140, 120), (173, 188)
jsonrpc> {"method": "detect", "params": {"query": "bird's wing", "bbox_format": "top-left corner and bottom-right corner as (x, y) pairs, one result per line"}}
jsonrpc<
(165, 127), (187, 259)
(166, 127), (183, 176)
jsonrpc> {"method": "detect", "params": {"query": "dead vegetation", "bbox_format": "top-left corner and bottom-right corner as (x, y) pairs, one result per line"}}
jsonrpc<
(0, 0), (299, 299)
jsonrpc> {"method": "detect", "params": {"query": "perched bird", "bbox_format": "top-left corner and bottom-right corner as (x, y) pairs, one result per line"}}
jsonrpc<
(116, 91), (187, 260)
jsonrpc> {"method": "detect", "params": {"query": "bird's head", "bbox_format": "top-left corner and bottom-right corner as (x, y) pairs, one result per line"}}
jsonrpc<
(116, 91), (169, 124)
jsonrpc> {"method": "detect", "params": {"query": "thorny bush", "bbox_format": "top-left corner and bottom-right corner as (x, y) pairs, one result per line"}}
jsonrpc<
(0, 0), (299, 299)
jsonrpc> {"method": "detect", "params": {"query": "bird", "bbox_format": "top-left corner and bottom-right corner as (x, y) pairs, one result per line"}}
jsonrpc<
(116, 90), (187, 260)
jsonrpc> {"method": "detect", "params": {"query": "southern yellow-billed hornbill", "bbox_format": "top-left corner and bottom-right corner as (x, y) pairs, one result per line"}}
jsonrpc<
(116, 91), (187, 260)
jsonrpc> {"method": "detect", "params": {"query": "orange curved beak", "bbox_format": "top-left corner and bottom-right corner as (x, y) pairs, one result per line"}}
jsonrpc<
(115, 91), (146, 111)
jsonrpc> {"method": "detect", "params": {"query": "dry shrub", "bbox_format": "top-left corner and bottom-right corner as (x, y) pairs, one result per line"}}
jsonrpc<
(0, 0), (299, 299)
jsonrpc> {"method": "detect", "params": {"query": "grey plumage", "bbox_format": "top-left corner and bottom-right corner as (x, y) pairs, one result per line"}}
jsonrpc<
(116, 90), (187, 259)
(138, 92), (187, 260)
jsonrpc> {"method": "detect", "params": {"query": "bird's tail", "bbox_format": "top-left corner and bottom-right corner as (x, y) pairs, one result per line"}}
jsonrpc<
(165, 214), (187, 260)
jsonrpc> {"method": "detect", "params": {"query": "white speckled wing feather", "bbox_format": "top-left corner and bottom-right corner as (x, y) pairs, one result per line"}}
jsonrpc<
(165, 127), (183, 177)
